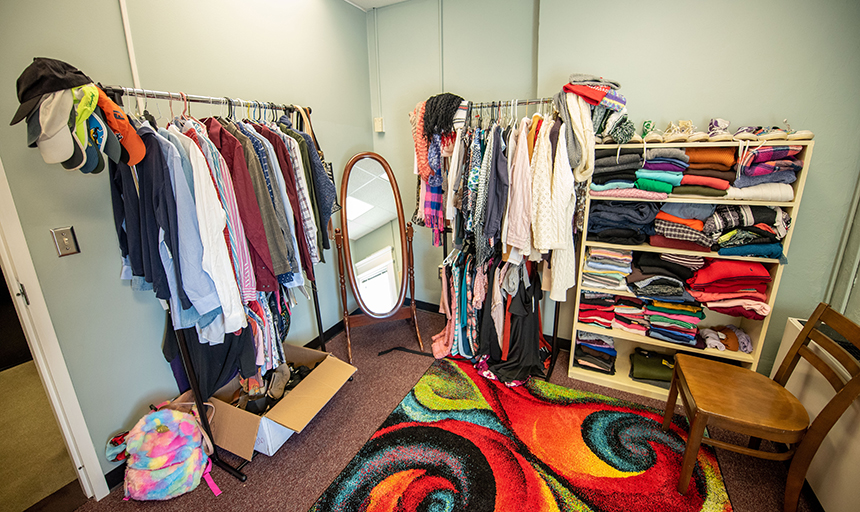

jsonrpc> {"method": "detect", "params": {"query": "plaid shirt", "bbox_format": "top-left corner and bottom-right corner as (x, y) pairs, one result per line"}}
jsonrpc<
(654, 218), (718, 248)
(703, 205), (790, 238)
(739, 145), (802, 173)
(279, 132), (320, 264)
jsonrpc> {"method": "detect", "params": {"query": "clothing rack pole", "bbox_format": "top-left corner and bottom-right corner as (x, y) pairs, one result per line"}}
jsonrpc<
(107, 85), (330, 477)
(174, 326), (247, 481)
(468, 97), (552, 109)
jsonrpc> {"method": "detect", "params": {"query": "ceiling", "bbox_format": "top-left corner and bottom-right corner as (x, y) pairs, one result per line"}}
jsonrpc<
(344, 0), (409, 12)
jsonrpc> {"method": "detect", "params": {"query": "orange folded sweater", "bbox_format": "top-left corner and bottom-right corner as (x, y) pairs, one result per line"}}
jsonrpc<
(655, 211), (705, 231)
(685, 147), (736, 167)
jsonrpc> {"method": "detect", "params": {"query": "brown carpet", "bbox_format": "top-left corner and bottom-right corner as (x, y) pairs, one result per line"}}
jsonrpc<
(75, 310), (821, 512)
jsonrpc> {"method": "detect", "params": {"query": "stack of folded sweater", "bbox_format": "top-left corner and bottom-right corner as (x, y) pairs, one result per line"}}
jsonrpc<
(673, 147), (737, 197)
(686, 259), (772, 320)
(635, 148), (688, 195)
(651, 202), (718, 252)
(702, 205), (791, 259)
(727, 145), (802, 201)
(612, 296), (647, 334)
(573, 331), (617, 374)
(625, 256), (692, 302)
(582, 247), (632, 291)
(591, 147), (642, 190)
(578, 292), (615, 328)
(587, 201), (659, 245)
(645, 300), (706, 347)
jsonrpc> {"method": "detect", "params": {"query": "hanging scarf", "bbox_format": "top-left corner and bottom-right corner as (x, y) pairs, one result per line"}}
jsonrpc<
(410, 101), (433, 181)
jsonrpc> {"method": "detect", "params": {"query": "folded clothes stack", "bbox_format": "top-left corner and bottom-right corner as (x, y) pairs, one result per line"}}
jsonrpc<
(697, 325), (753, 353)
(612, 296), (648, 335)
(673, 147), (736, 197)
(578, 292), (615, 328)
(625, 255), (694, 303)
(726, 145), (803, 201)
(573, 330), (617, 374)
(645, 300), (706, 347)
(582, 247), (633, 291)
(702, 204), (791, 259)
(687, 259), (772, 320)
(587, 201), (659, 245)
(651, 202), (718, 252)
(629, 347), (675, 389)
(635, 148), (688, 195)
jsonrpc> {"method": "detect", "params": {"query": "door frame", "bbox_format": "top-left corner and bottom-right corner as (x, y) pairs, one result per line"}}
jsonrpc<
(0, 156), (109, 500)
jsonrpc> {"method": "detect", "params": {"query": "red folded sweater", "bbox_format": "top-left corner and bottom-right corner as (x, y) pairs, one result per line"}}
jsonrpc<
(680, 174), (730, 190)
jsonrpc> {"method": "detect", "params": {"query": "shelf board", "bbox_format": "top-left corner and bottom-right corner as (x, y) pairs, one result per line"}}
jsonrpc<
(584, 240), (781, 264)
(574, 322), (755, 364)
(587, 195), (795, 208)
(595, 141), (813, 149)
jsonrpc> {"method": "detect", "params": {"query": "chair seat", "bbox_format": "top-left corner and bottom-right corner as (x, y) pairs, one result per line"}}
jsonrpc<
(675, 353), (809, 437)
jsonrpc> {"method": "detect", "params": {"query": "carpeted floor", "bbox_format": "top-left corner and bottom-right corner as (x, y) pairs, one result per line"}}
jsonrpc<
(74, 310), (821, 512)
(311, 358), (732, 511)
(0, 361), (79, 512)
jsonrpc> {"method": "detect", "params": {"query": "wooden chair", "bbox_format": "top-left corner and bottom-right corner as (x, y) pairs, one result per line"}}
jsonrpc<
(662, 302), (860, 512)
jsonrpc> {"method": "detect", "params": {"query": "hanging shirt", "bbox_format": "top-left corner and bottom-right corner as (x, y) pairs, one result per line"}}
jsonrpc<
(202, 117), (277, 293)
(273, 125), (320, 265)
(218, 119), (293, 277)
(548, 130), (578, 302)
(531, 119), (557, 252)
(279, 124), (326, 259)
(182, 119), (256, 303)
(155, 127), (222, 330)
(167, 124), (246, 338)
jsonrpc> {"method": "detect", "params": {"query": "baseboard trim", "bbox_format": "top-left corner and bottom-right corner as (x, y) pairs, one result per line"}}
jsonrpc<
(105, 462), (125, 490)
(303, 299), (442, 350)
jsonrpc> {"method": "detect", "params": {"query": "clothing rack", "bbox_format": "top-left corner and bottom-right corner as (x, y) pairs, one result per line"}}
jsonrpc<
(442, 96), (563, 381)
(106, 85), (328, 481)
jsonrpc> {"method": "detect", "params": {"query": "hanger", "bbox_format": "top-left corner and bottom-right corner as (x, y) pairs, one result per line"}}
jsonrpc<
(141, 90), (158, 127)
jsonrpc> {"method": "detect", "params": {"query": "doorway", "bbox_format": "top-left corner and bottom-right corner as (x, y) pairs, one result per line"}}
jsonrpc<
(0, 266), (83, 511)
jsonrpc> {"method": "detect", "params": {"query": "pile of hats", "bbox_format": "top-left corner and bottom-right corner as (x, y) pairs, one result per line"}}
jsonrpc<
(651, 203), (718, 253)
(562, 73), (635, 145)
(635, 148), (688, 195)
(644, 300), (705, 347)
(612, 296), (647, 335)
(703, 205), (791, 260)
(686, 259), (772, 320)
(11, 57), (145, 174)
(587, 201), (658, 245)
(578, 292), (615, 329)
(572, 330), (616, 375)
(581, 247), (632, 292)
(727, 145), (804, 202)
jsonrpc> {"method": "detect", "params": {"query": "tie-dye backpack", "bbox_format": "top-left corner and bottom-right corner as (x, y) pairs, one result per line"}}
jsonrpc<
(123, 405), (220, 500)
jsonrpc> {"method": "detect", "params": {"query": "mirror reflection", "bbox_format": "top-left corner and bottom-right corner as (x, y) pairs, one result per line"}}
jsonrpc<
(345, 157), (403, 315)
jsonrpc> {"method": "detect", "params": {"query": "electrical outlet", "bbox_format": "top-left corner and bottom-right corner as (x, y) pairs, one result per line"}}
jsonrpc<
(50, 226), (80, 257)
(373, 117), (385, 133)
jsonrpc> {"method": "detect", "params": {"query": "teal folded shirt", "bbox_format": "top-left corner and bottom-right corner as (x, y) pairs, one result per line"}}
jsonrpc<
(635, 169), (684, 186)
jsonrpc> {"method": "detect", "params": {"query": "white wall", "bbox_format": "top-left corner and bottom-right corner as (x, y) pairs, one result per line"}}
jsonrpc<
(0, 0), (372, 476)
(368, 0), (860, 374)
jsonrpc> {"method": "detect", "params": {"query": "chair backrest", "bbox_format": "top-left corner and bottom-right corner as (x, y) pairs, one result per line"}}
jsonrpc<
(772, 303), (860, 451)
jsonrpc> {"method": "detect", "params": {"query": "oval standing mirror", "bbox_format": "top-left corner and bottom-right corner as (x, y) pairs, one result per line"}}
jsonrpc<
(335, 152), (423, 363)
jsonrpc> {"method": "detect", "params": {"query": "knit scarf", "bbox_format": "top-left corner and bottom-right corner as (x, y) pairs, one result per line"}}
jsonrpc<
(410, 101), (433, 181)
(424, 134), (445, 246)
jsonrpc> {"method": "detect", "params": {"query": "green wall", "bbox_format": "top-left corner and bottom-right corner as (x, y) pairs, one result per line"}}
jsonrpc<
(368, 0), (860, 375)
(0, 0), (371, 476)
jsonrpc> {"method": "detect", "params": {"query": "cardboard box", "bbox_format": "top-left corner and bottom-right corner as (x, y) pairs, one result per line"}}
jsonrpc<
(209, 344), (356, 460)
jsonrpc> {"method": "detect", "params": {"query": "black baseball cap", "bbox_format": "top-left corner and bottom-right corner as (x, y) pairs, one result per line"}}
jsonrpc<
(10, 57), (92, 125)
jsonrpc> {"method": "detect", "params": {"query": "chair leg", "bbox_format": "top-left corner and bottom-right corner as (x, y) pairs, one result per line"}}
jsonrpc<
(663, 369), (679, 431)
(678, 412), (708, 495)
(783, 455), (811, 512)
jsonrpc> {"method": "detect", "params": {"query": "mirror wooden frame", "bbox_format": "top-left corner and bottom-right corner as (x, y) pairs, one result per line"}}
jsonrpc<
(334, 152), (423, 363)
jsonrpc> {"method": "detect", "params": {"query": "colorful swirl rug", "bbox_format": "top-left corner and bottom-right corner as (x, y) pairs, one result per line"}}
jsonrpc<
(310, 358), (732, 512)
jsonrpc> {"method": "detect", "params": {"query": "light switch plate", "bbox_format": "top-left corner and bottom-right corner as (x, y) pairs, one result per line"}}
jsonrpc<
(373, 117), (385, 133)
(50, 226), (80, 257)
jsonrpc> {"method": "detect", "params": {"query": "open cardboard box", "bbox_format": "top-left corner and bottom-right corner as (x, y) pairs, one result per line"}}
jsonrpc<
(208, 344), (356, 460)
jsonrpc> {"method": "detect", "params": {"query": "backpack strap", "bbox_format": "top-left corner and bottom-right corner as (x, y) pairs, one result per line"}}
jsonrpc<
(202, 458), (222, 496)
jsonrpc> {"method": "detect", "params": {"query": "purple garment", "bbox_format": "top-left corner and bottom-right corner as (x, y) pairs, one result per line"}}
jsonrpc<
(743, 158), (803, 176)
(643, 161), (687, 172)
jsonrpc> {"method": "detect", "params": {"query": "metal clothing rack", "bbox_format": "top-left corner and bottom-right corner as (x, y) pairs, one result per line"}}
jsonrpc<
(105, 85), (328, 481)
(440, 95), (563, 381)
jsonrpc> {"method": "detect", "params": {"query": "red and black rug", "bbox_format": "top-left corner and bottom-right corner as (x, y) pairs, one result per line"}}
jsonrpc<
(310, 358), (731, 512)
